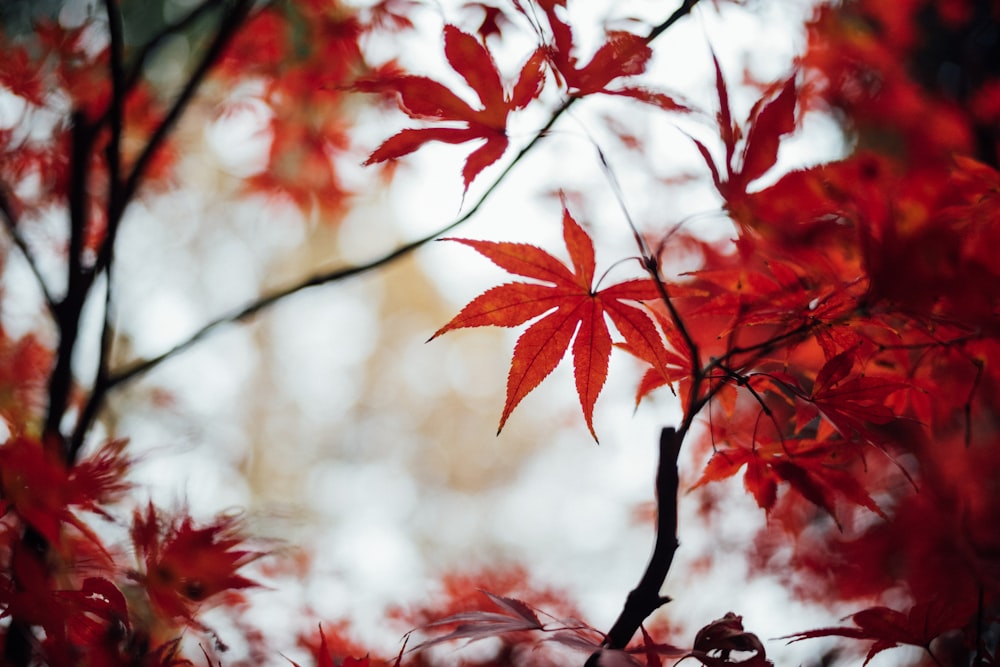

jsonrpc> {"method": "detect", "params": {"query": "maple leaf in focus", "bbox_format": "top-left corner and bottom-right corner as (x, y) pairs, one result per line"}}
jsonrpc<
(782, 600), (964, 665)
(355, 25), (545, 190)
(431, 207), (670, 440)
(130, 503), (261, 622)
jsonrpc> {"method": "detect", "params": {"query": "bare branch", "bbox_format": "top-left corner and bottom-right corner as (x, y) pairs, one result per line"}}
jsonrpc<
(0, 187), (57, 316)
(122, 0), (228, 93)
(114, 0), (253, 224)
(586, 427), (682, 664)
(96, 0), (705, 416)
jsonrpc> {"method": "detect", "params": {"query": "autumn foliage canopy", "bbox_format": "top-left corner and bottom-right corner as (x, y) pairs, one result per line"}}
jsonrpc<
(0, 0), (998, 665)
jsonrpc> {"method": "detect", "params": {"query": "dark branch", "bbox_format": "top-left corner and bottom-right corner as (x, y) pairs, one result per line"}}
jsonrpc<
(115, 0), (253, 223)
(587, 427), (682, 664)
(0, 186), (57, 316)
(647, 0), (701, 42)
(67, 0), (127, 463)
(69, 0), (254, 456)
(89, 0), (705, 418)
(122, 0), (228, 93)
(45, 113), (95, 440)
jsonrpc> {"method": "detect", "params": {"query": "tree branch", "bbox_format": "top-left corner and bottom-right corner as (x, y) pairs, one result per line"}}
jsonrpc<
(114, 0), (253, 224)
(68, 0), (254, 456)
(44, 113), (95, 440)
(586, 427), (682, 664)
(122, 0), (229, 93)
(66, 0), (127, 463)
(98, 0), (705, 393)
(102, 102), (570, 390)
(0, 187), (57, 317)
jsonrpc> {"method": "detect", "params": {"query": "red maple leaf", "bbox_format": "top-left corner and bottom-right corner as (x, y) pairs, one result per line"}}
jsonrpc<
(431, 207), (669, 439)
(692, 430), (885, 527)
(130, 503), (261, 622)
(782, 599), (966, 665)
(524, 0), (688, 111)
(356, 24), (545, 190)
(0, 436), (131, 555)
(798, 350), (910, 447)
(690, 53), (797, 208)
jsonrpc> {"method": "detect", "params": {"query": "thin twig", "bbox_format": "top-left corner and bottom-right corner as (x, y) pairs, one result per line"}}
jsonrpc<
(122, 0), (228, 93)
(67, 0), (127, 462)
(589, 138), (702, 392)
(0, 187), (57, 316)
(104, 102), (571, 390)
(114, 0), (254, 224)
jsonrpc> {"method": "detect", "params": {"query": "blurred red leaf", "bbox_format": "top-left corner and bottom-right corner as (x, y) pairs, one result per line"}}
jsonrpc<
(531, 1), (650, 95)
(130, 503), (261, 622)
(0, 437), (131, 554)
(783, 600), (964, 665)
(692, 431), (884, 526)
(411, 590), (545, 651)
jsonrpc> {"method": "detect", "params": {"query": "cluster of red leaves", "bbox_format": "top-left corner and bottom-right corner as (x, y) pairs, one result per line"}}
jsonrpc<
(0, 21), (183, 221)
(218, 1), (365, 216)
(423, 1), (1000, 664)
(801, 0), (1000, 165)
(0, 435), (271, 665)
(399, 584), (771, 667)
